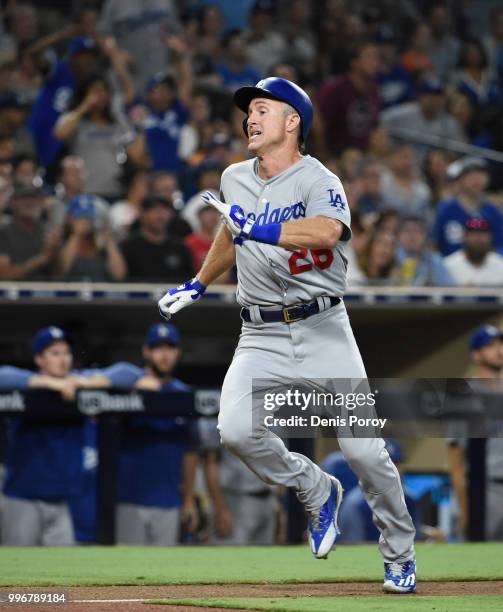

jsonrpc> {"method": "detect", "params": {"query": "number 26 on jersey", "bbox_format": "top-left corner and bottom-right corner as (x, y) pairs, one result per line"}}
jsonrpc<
(288, 248), (334, 275)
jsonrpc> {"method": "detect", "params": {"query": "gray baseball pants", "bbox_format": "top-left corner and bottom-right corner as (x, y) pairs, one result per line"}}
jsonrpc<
(1, 495), (74, 546)
(218, 301), (416, 562)
(116, 504), (180, 545)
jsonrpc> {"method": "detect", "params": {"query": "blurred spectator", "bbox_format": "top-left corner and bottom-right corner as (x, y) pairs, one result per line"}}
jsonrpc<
(354, 160), (384, 219)
(150, 170), (192, 239)
(0, 175), (12, 217)
(450, 38), (502, 109)
(318, 0), (363, 76)
(0, 184), (60, 280)
(447, 92), (478, 143)
(28, 36), (101, 170)
(380, 144), (431, 219)
(434, 157), (503, 256)
(366, 125), (393, 163)
(244, 0), (287, 76)
(109, 169), (149, 240)
(0, 93), (34, 156)
(345, 211), (368, 286)
(483, 7), (503, 76)
(0, 2), (38, 57)
(128, 35), (193, 173)
(185, 202), (221, 271)
(51, 155), (109, 228)
(422, 149), (450, 205)
(448, 326), (503, 539)
(195, 4), (225, 62)
(54, 75), (130, 200)
(354, 228), (398, 285)
(12, 153), (39, 186)
(120, 195), (194, 282)
(98, 0), (180, 89)
(9, 43), (42, 104)
(396, 216), (454, 286)
(426, 3), (460, 81)
(197, 0), (255, 32)
(0, 326), (112, 546)
(443, 218), (503, 287)
(56, 195), (126, 282)
(215, 30), (262, 91)
(400, 22), (434, 80)
(319, 41), (380, 154)
(381, 79), (466, 160)
(178, 93), (213, 162)
(375, 26), (414, 109)
(279, 0), (316, 76)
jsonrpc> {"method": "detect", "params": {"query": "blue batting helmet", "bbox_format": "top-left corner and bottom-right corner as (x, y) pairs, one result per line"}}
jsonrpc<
(233, 77), (313, 144)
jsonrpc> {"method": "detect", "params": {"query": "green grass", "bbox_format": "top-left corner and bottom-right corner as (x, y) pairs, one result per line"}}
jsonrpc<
(154, 596), (503, 612)
(0, 544), (502, 586)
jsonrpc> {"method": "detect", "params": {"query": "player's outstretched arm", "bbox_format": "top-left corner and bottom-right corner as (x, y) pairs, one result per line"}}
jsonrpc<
(158, 224), (235, 320)
(201, 191), (344, 250)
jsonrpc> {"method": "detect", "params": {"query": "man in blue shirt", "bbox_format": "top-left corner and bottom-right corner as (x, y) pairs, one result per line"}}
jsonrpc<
(102, 324), (194, 545)
(127, 36), (194, 172)
(434, 157), (503, 256)
(29, 37), (100, 170)
(0, 326), (110, 545)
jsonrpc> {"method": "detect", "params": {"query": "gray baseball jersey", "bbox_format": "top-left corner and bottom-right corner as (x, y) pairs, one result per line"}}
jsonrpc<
(220, 155), (351, 307)
(217, 153), (415, 563)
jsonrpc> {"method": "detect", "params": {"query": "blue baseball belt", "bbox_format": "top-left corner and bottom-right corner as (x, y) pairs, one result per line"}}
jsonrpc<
(240, 296), (341, 324)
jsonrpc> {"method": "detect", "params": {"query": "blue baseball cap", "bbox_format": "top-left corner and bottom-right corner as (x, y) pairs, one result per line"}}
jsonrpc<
(68, 194), (97, 219)
(469, 325), (503, 351)
(417, 78), (444, 95)
(145, 323), (180, 348)
(32, 327), (68, 355)
(146, 72), (176, 92)
(67, 37), (98, 57)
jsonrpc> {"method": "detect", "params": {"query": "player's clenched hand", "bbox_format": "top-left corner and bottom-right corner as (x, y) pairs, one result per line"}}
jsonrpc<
(158, 277), (206, 320)
(201, 191), (250, 238)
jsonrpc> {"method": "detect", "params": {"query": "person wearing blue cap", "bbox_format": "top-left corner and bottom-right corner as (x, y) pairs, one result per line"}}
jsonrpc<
(0, 326), (116, 545)
(105, 324), (195, 544)
(434, 159), (503, 257)
(55, 194), (126, 282)
(448, 325), (503, 540)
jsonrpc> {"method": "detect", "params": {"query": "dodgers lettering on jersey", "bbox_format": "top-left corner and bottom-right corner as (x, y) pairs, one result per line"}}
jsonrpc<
(220, 155), (351, 307)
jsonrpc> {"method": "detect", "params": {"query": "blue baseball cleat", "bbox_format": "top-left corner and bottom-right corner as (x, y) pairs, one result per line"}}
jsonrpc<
(383, 559), (417, 593)
(308, 476), (343, 559)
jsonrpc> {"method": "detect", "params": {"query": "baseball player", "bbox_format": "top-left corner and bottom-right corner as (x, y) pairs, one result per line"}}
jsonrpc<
(159, 78), (416, 593)
(0, 327), (110, 546)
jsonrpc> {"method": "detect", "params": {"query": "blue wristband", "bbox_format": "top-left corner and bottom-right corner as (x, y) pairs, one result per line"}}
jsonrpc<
(249, 222), (282, 246)
(191, 278), (206, 294)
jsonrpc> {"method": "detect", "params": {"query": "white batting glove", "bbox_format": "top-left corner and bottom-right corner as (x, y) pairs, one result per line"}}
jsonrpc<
(158, 278), (206, 320)
(201, 191), (253, 239)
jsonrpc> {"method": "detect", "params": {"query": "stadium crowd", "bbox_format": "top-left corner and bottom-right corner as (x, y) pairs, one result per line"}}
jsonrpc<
(0, 0), (502, 286)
